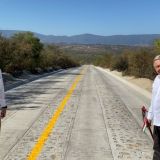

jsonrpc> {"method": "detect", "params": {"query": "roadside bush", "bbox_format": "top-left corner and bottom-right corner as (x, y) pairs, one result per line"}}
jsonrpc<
(103, 48), (156, 80)
(125, 49), (155, 79)
(0, 33), (79, 76)
(110, 54), (128, 72)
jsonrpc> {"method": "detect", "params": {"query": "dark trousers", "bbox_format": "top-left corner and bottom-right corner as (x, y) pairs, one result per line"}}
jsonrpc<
(153, 126), (160, 160)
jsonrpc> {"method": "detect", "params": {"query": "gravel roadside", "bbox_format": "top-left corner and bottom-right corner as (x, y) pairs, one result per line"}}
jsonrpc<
(3, 69), (63, 91)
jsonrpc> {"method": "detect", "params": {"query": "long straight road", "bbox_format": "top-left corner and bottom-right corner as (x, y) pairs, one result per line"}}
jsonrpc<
(1, 65), (153, 160)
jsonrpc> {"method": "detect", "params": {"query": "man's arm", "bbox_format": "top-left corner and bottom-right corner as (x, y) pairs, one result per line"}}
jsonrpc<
(147, 90), (155, 124)
(147, 89), (154, 122)
(147, 105), (153, 122)
(1, 106), (7, 118)
(147, 77), (160, 124)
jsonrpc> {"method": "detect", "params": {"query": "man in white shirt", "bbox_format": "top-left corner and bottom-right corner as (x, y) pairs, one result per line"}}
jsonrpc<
(148, 55), (160, 160)
(0, 69), (7, 130)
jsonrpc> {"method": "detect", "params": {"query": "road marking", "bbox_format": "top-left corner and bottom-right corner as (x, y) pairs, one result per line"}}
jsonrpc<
(27, 68), (86, 160)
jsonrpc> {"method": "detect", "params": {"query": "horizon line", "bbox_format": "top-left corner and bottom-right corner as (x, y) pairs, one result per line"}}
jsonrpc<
(0, 29), (160, 37)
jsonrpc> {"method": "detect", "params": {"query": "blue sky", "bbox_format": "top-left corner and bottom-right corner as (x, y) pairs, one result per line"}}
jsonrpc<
(0, 0), (160, 36)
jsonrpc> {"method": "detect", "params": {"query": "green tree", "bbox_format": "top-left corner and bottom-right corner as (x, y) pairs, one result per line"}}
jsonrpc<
(0, 34), (13, 72)
(154, 39), (160, 50)
(12, 32), (43, 72)
(127, 49), (154, 78)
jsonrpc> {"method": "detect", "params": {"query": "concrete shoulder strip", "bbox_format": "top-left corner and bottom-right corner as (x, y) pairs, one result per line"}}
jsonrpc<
(96, 67), (151, 100)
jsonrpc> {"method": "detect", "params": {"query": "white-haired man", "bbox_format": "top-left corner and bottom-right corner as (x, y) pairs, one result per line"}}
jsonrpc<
(148, 55), (160, 160)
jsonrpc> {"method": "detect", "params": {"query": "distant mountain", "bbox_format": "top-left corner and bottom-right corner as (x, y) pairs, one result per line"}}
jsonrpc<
(0, 30), (160, 46)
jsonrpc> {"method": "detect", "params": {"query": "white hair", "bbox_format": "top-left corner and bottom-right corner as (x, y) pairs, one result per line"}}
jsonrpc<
(154, 55), (160, 62)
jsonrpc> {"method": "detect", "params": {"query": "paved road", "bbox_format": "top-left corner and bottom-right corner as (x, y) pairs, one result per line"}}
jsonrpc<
(1, 65), (153, 160)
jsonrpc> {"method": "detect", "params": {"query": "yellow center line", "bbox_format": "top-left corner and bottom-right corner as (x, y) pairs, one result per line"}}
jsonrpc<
(27, 67), (86, 160)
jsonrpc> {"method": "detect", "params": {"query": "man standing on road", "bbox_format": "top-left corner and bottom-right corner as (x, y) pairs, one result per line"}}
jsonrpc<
(0, 69), (7, 130)
(147, 55), (160, 160)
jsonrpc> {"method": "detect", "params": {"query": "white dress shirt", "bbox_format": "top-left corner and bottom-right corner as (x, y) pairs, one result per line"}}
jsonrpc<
(148, 75), (160, 126)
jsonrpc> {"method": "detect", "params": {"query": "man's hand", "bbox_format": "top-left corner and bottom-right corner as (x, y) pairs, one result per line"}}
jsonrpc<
(1, 107), (7, 118)
(146, 119), (151, 127)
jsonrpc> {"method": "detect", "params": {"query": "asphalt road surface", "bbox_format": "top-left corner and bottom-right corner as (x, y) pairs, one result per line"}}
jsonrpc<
(0, 65), (153, 160)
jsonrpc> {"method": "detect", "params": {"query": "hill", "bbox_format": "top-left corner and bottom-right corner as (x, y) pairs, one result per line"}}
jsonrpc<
(0, 30), (160, 46)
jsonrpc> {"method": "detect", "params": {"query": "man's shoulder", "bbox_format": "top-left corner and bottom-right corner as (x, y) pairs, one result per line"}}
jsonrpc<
(153, 75), (160, 86)
(154, 75), (160, 80)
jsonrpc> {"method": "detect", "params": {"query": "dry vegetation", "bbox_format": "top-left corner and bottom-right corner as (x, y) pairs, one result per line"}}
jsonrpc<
(0, 32), (79, 76)
(60, 42), (160, 80)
